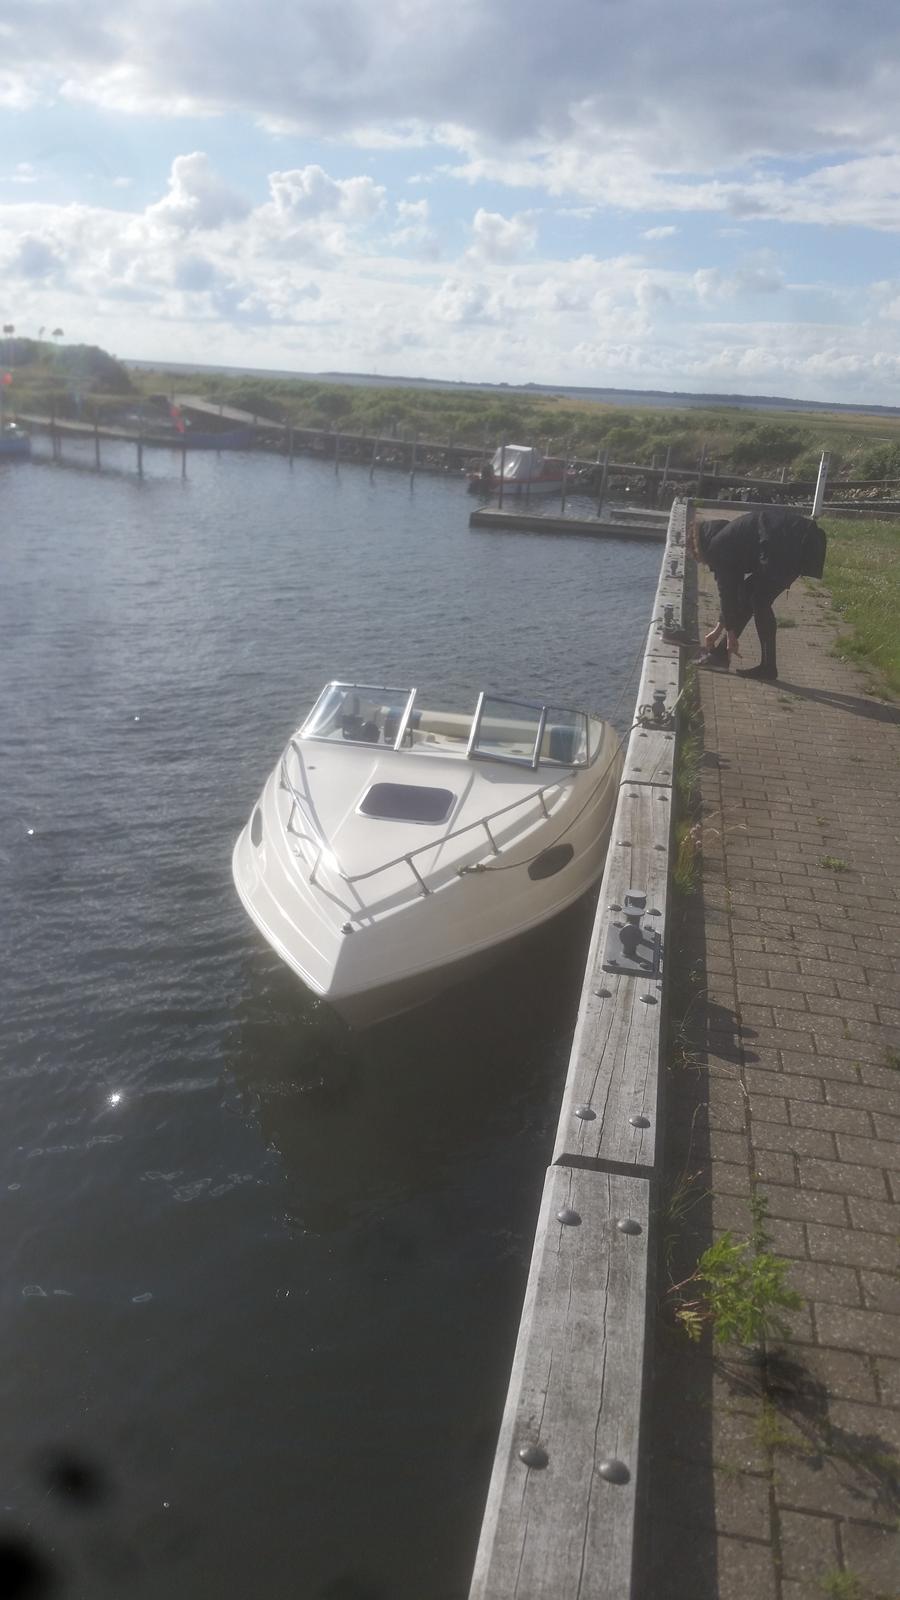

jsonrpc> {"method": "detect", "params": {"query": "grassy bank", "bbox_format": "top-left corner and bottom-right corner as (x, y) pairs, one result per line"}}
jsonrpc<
(10, 334), (900, 488)
(132, 367), (900, 483)
(820, 517), (900, 695)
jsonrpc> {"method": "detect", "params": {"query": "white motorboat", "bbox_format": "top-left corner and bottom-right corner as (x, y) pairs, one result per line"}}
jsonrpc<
(232, 683), (623, 1025)
(467, 444), (565, 497)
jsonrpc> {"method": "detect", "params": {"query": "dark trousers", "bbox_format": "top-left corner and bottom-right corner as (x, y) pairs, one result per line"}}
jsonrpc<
(728, 573), (788, 669)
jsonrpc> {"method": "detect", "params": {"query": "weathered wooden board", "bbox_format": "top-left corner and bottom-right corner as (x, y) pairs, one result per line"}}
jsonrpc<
(468, 502), (685, 1600)
(620, 660), (679, 789)
(468, 1167), (650, 1600)
(552, 787), (671, 1172)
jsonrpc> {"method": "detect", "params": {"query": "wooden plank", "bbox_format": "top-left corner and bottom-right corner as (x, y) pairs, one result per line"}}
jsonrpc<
(468, 501), (685, 1600)
(552, 787), (670, 1172)
(468, 1167), (650, 1600)
(620, 648), (679, 788)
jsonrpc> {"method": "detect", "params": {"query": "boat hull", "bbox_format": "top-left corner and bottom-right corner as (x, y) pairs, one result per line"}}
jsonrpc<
(468, 474), (564, 498)
(232, 729), (622, 1028)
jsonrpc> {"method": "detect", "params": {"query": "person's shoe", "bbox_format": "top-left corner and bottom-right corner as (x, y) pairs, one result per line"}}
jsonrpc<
(696, 649), (729, 670)
(661, 627), (693, 647)
(735, 663), (778, 681)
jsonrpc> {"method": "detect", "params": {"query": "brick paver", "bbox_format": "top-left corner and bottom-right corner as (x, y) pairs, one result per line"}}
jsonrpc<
(645, 563), (900, 1599)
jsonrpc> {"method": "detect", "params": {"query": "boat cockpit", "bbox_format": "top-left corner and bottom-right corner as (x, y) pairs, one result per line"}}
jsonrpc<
(299, 682), (598, 770)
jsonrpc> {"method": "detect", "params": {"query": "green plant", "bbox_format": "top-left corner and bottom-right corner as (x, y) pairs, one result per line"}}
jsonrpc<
(670, 1231), (801, 1346)
(820, 1570), (867, 1600)
(819, 855), (849, 871)
(673, 820), (701, 895)
(756, 1400), (810, 1456)
(749, 1191), (771, 1251)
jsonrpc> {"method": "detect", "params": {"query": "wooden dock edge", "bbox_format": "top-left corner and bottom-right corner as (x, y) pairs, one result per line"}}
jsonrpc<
(467, 499), (688, 1600)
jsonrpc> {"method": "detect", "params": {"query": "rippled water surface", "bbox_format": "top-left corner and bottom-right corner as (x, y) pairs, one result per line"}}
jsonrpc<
(0, 442), (661, 1599)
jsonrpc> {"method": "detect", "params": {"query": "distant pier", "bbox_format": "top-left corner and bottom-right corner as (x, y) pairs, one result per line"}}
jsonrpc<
(469, 507), (668, 540)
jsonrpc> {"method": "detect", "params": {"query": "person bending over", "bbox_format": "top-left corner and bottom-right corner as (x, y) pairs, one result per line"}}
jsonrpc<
(688, 507), (826, 681)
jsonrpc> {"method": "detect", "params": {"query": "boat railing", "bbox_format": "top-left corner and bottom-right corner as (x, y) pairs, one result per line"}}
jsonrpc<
(278, 745), (587, 915)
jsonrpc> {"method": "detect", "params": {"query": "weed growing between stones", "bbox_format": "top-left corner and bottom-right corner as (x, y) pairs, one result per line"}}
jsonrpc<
(668, 1233), (802, 1346)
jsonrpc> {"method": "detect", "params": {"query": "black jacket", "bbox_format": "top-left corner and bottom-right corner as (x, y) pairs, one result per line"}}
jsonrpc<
(698, 509), (816, 630)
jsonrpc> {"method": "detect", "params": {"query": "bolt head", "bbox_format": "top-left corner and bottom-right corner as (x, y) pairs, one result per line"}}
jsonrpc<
(556, 1207), (582, 1227)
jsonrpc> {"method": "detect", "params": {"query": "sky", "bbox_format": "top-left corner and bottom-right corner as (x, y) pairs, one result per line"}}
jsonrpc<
(2, 0), (900, 402)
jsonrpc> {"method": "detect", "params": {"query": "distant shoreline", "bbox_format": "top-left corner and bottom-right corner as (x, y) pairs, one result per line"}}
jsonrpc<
(125, 357), (900, 421)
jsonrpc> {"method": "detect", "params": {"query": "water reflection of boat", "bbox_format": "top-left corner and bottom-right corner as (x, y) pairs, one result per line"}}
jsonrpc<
(467, 445), (565, 497)
(232, 681), (622, 1026)
(0, 423), (30, 458)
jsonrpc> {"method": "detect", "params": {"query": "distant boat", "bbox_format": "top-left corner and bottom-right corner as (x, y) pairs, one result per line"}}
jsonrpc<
(0, 423), (31, 459)
(467, 444), (565, 497)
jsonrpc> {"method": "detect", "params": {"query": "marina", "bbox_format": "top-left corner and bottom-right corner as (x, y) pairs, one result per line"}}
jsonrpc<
(4, 429), (897, 1596)
(0, 445), (662, 1598)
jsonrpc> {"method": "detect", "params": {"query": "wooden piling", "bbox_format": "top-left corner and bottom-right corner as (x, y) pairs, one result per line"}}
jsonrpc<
(94, 413), (101, 470)
(498, 441), (506, 510)
(596, 447), (610, 515)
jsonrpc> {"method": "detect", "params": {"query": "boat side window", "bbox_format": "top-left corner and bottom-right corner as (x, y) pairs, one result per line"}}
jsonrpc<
(359, 784), (456, 824)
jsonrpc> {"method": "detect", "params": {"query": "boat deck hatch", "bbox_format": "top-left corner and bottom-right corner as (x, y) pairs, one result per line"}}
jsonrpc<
(359, 783), (456, 824)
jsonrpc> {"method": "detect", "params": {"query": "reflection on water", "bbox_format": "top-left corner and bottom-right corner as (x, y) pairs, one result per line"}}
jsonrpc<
(0, 444), (660, 1597)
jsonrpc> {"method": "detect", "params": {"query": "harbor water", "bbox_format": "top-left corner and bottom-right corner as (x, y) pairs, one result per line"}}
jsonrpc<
(0, 442), (661, 1599)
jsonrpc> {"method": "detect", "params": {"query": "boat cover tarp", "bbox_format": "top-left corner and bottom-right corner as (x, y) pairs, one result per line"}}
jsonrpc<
(490, 445), (544, 481)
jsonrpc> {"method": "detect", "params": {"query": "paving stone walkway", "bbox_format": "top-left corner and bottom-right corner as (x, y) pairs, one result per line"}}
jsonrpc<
(645, 563), (900, 1600)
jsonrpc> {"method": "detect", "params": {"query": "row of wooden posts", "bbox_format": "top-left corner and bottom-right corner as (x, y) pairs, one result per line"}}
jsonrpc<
(32, 409), (830, 507)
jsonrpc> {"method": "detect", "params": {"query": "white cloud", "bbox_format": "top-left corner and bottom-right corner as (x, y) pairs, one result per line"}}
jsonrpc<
(468, 208), (537, 263)
(2, 143), (899, 405)
(6, 0), (900, 192)
(148, 153), (250, 233)
(430, 277), (496, 324)
(642, 225), (678, 240)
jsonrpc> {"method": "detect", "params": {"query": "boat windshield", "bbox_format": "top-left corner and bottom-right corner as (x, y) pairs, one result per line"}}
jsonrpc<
(467, 695), (590, 769)
(301, 682), (417, 745)
(300, 683), (591, 767)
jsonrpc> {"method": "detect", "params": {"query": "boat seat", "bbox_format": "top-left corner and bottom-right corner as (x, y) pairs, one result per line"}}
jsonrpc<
(546, 724), (580, 764)
(341, 714), (381, 743)
(414, 710), (471, 742)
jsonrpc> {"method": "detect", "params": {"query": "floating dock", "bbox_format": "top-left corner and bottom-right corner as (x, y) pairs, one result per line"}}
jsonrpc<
(468, 508), (668, 540)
